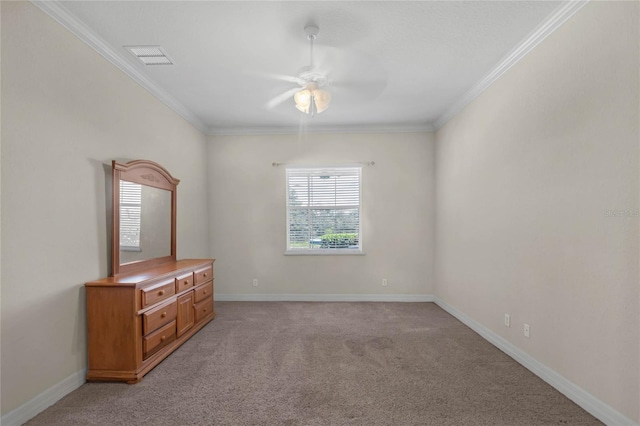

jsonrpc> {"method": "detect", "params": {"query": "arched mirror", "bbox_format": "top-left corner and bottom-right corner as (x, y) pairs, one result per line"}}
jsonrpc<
(111, 160), (179, 276)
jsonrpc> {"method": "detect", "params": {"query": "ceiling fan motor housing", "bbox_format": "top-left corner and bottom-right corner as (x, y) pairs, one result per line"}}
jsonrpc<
(304, 25), (319, 40)
(298, 70), (328, 88)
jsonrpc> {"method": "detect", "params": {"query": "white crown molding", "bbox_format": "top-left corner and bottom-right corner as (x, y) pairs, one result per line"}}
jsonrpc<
(433, 297), (637, 426)
(0, 369), (86, 426)
(208, 123), (435, 136)
(434, 0), (590, 130)
(30, 0), (209, 135)
(215, 293), (435, 302)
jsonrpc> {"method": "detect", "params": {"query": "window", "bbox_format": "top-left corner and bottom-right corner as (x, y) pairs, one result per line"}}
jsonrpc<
(119, 181), (142, 251)
(286, 166), (362, 254)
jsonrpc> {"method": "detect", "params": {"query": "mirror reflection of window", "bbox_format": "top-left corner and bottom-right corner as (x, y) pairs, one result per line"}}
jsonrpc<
(119, 181), (172, 265)
(120, 181), (142, 251)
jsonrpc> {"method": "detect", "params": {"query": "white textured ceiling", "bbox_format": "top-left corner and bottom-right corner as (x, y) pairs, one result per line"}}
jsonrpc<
(50, 1), (570, 134)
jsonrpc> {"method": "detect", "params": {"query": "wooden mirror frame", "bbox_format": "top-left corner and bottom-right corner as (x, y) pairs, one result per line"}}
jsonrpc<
(112, 160), (180, 276)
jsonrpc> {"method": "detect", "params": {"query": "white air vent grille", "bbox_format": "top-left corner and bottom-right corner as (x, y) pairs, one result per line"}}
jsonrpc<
(125, 45), (173, 66)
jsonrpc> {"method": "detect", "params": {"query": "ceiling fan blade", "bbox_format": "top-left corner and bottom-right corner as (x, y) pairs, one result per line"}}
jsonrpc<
(265, 87), (300, 110)
(246, 71), (303, 85)
(332, 77), (387, 91)
(312, 45), (389, 103)
(265, 73), (303, 84)
(331, 78), (386, 91)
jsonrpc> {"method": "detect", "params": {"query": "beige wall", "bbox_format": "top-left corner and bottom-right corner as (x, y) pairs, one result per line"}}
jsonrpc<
(0, 2), (210, 414)
(435, 1), (639, 422)
(208, 132), (435, 297)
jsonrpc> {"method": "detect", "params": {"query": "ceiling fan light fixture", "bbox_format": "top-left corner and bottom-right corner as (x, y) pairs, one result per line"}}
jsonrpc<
(294, 82), (330, 115)
(294, 89), (312, 113)
(314, 89), (331, 114)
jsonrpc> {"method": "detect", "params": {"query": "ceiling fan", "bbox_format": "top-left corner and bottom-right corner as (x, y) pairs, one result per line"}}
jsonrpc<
(266, 25), (332, 116)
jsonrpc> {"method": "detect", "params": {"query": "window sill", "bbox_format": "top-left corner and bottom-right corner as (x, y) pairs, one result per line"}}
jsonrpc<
(120, 246), (141, 252)
(284, 250), (365, 256)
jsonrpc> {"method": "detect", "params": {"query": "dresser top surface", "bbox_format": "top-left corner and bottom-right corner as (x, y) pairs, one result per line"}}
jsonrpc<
(86, 259), (214, 287)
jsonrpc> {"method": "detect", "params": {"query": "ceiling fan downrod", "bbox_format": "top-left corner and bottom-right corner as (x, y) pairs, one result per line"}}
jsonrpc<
(305, 25), (319, 70)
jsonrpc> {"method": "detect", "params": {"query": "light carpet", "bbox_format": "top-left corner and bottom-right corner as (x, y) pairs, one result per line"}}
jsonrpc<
(26, 302), (602, 425)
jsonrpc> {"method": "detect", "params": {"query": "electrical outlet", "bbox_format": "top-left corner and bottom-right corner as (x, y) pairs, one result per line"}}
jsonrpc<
(252, 278), (258, 287)
(504, 314), (510, 327)
(382, 278), (388, 287)
(524, 323), (530, 338)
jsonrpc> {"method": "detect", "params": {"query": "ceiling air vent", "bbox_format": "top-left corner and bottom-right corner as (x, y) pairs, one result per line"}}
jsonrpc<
(125, 46), (173, 66)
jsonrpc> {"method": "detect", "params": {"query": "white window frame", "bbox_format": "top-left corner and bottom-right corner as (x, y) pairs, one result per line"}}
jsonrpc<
(285, 165), (364, 256)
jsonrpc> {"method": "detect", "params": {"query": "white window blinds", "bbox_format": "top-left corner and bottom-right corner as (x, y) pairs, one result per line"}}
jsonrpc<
(286, 166), (361, 252)
(119, 181), (142, 249)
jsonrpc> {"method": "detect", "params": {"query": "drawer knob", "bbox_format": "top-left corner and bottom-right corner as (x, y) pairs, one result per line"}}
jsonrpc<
(158, 290), (165, 296)
(203, 273), (207, 277)
(184, 281), (189, 286)
(203, 308), (207, 313)
(161, 335), (166, 341)
(203, 290), (207, 295)
(161, 312), (167, 318)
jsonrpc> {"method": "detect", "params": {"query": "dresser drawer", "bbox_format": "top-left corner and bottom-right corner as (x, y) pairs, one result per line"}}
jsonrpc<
(194, 265), (213, 285)
(175, 272), (194, 293)
(193, 281), (213, 303)
(143, 320), (176, 359)
(141, 280), (175, 308)
(194, 298), (214, 323)
(143, 300), (177, 335)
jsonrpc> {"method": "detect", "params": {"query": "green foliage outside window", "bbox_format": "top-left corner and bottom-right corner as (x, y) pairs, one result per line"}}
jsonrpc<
(320, 233), (359, 248)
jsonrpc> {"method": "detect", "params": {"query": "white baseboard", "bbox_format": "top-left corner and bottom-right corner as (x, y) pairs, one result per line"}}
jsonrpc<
(433, 297), (637, 426)
(1, 369), (86, 426)
(215, 293), (435, 302)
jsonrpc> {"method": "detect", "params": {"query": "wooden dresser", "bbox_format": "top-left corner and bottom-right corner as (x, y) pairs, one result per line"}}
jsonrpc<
(85, 259), (215, 383)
